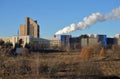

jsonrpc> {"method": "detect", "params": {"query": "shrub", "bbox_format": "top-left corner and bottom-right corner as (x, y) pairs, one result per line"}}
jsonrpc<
(80, 46), (94, 59)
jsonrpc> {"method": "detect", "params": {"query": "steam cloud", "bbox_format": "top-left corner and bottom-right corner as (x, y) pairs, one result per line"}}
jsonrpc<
(55, 6), (120, 35)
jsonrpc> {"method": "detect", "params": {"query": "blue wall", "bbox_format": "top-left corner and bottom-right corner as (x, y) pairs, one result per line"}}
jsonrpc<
(61, 35), (71, 46)
(97, 35), (107, 46)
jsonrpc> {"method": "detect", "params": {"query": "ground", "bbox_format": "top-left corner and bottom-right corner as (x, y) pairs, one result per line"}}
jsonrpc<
(0, 47), (120, 79)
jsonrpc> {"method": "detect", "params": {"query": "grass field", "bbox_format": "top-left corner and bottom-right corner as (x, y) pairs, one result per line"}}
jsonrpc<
(0, 46), (120, 79)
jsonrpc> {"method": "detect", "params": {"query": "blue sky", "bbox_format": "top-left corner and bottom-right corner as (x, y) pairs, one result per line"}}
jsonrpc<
(0, 0), (120, 38)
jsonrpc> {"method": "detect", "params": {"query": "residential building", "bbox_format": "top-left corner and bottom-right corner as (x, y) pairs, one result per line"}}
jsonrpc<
(20, 17), (39, 38)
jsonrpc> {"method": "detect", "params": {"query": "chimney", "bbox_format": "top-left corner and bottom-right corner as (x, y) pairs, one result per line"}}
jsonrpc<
(54, 35), (56, 38)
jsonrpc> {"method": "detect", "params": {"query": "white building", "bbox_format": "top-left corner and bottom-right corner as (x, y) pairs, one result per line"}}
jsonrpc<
(0, 35), (61, 49)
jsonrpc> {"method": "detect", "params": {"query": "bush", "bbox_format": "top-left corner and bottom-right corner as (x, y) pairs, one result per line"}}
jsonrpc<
(18, 60), (31, 75)
(0, 40), (4, 46)
(39, 63), (49, 74)
(80, 46), (94, 59)
(80, 43), (102, 60)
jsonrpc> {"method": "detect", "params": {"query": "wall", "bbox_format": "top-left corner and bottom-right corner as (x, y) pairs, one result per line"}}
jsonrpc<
(11, 35), (30, 48)
(61, 35), (71, 51)
(89, 38), (98, 45)
(81, 38), (88, 47)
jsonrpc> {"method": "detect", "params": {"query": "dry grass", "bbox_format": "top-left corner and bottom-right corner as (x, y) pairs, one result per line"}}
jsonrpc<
(80, 43), (104, 60)
(80, 46), (94, 59)
(0, 46), (120, 79)
(99, 47), (105, 57)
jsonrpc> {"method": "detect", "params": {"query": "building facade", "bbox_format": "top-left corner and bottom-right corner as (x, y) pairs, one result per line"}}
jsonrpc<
(46, 38), (61, 49)
(20, 17), (39, 38)
(0, 35), (61, 50)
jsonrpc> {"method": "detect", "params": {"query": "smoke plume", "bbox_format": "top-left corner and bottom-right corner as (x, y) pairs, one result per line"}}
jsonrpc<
(55, 6), (120, 35)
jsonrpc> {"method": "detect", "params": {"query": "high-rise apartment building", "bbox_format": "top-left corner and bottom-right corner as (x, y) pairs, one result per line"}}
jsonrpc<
(20, 17), (39, 38)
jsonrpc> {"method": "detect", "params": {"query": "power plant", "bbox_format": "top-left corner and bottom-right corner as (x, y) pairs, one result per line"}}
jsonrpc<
(0, 17), (120, 51)
(1, 2), (120, 79)
(0, 16), (120, 51)
(60, 34), (120, 51)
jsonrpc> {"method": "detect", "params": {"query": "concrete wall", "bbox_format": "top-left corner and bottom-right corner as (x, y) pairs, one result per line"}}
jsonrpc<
(88, 38), (98, 45)
(117, 38), (120, 46)
(79, 37), (98, 47)
(81, 38), (88, 47)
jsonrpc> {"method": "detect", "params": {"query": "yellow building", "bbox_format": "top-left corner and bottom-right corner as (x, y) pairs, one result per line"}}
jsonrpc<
(20, 17), (39, 38)
(0, 36), (28, 48)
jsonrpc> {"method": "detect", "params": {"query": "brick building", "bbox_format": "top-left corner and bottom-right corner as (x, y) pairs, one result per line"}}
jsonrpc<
(20, 17), (39, 38)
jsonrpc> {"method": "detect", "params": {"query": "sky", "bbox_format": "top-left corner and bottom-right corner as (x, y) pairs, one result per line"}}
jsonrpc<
(0, 0), (120, 38)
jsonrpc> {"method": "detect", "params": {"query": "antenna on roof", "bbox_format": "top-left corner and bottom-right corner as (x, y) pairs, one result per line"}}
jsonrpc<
(18, 29), (19, 36)
(17, 29), (19, 42)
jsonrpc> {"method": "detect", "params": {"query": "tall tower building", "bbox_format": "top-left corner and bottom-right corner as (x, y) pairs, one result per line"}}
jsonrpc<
(20, 17), (39, 38)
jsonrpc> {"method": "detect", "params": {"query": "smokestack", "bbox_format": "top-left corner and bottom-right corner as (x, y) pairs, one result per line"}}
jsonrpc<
(55, 6), (120, 35)
(54, 35), (56, 38)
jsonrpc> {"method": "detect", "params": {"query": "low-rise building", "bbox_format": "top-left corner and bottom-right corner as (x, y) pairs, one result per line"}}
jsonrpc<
(46, 38), (61, 49)
(0, 37), (12, 43)
(0, 35), (61, 50)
